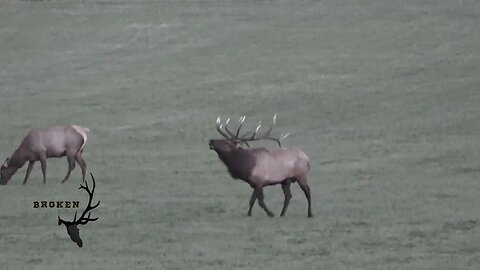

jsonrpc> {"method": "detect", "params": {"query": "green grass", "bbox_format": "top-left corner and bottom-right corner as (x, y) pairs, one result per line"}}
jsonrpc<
(1, 0), (480, 269)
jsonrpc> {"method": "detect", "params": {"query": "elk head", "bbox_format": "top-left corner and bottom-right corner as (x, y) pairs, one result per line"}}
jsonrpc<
(0, 158), (17, 185)
(208, 113), (290, 153)
(58, 172), (100, 247)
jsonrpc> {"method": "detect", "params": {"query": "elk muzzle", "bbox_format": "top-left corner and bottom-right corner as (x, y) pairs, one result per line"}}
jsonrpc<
(209, 140), (214, 150)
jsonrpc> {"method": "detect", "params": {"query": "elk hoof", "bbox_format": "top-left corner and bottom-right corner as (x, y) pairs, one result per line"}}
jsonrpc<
(308, 214), (314, 218)
(267, 213), (274, 218)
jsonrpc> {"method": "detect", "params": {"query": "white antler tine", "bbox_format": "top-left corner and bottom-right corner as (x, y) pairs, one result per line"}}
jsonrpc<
(216, 116), (221, 124)
(273, 113), (277, 125)
(255, 124), (262, 133)
(225, 118), (230, 125)
(239, 115), (246, 123)
(281, 133), (290, 139)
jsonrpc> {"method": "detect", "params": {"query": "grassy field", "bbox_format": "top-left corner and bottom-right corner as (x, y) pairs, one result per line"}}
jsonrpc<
(0, 0), (480, 269)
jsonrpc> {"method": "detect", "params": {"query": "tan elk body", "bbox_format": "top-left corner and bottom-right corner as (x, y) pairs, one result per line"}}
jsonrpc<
(0, 125), (89, 185)
(209, 115), (313, 217)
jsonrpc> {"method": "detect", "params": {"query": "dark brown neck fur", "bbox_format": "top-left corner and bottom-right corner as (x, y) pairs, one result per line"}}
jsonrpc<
(9, 148), (28, 169)
(215, 147), (257, 182)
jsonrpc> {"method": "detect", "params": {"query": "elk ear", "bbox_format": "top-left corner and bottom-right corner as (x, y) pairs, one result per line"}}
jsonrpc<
(2, 158), (9, 167)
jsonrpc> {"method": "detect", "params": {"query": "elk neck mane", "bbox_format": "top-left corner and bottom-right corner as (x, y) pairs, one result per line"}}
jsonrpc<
(7, 147), (28, 168)
(215, 146), (258, 164)
(214, 147), (259, 180)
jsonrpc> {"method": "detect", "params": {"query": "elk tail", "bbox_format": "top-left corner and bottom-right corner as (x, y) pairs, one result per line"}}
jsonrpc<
(72, 125), (89, 152)
(298, 149), (310, 171)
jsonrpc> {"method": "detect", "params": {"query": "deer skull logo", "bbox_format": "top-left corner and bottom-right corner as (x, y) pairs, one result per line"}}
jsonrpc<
(58, 173), (100, 247)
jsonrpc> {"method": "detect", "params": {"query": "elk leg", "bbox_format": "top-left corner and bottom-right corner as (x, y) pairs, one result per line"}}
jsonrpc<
(61, 155), (76, 183)
(257, 188), (274, 217)
(39, 152), (47, 184)
(247, 189), (257, 216)
(75, 154), (87, 182)
(280, 180), (292, 217)
(23, 161), (35, 185)
(298, 182), (313, 218)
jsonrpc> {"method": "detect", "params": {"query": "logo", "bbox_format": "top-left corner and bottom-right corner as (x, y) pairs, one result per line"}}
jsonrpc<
(33, 201), (80, 208)
(57, 173), (100, 247)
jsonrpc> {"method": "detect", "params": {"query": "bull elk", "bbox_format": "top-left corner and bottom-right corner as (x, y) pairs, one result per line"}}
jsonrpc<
(0, 125), (89, 185)
(208, 114), (313, 218)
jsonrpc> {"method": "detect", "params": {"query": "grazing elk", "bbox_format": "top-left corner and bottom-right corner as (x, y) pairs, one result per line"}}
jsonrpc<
(0, 125), (89, 185)
(209, 114), (313, 218)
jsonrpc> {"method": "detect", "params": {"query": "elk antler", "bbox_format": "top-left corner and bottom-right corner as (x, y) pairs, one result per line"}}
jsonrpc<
(58, 172), (100, 247)
(216, 115), (247, 140)
(215, 116), (230, 139)
(239, 113), (290, 147)
(215, 114), (289, 148)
